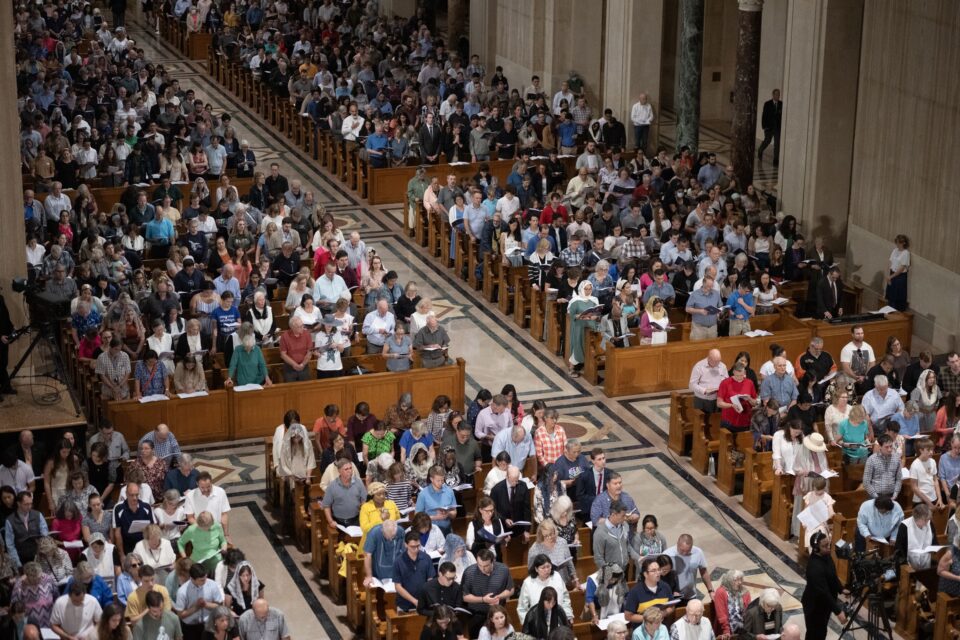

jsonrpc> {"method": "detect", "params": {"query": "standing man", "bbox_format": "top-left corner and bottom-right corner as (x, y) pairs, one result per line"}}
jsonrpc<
(757, 89), (782, 166)
(630, 93), (655, 153)
(664, 534), (716, 599)
(237, 598), (292, 640)
(0, 292), (13, 399)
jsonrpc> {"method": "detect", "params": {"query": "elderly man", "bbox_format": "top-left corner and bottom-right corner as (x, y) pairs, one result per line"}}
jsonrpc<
(279, 316), (313, 382)
(213, 264), (241, 299)
(590, 471), (639, 527)
(864, 434), (903, 499)
(474, 394), (513, 447)
(185, 471), (231, 536)
(492, 425), (535, 472)
(322, 459), (367, 528)
(760, 357), (799, 411)
(490, 465), (532, 541)
(665, 534), (716, 599)
(4, 490), (49, 568)
(669, 599), (711, 640)
(237, 598), (291, 640)
(95, 337), (132, 400)
(414, 314), (450, 368)
(855, 494), (903, 550)
(133, 590), (181, 640)
(363, 519), (406, 584)
(139, 424), (181, 466)
(553, 438), (591, 489)
(43, 181), (72, 224)
(164, 452), (199, 494)
(114, 482), (153, 555)
(797, 336), (836, 381)
(176, 563), (224, 639)
(862, 375), (905, 430)
(314, 259), (350, 313)
(51, 581), (102, 640)
(224, 328), (272, 388)
(362, 298), (396, 355)
(415, 466), (458, 534)
(685, 276), (722, 340)
(689, 349), (728, 414)
(780, 623), (802, 640)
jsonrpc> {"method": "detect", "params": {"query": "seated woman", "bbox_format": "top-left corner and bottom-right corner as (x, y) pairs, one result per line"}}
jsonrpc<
(399, 421), (435, 464)
(34, 536), (73, 584)
(411, 511), (446, 555)
(632, 514), (668, 558)
(477, 604), (513, 640)
(358, 482), (400, 548)
(516, 555), (573, 622)
(439, 534), (476, 583)
(742, 588), (784, 639)
(420, 604), (464, 640)
(362, 422), (395, 468)
(385, 462), (414, 512)
(525, 519), (577, 587)
(837, 405), (872, 464)
(173, 356), (208, 394)
(896, 503), (938, 571)
(439, 446), (467, 491)
(51, 501), (83, 563)
(178, 510), (228, 575)
(545, 495), (579, 553)
(404, 442), (433, 490)
(133, 523), (178, 580)
(466, 496), (510, 561)
(533, 464), (564, 526)
(226, 561), (265, 617)
(521, 586), (571, 639)
(9, 562), (59, 627)
(483, 452), (511, 496)
(65, 561), (114, 609)
(58, 470), (99, 515)
(134, 349), (170, 400)
(584, 563), (628, 624)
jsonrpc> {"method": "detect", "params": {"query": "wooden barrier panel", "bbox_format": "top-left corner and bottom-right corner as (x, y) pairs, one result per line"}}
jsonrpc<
(602, 312), (813, 397)
(106, 359), (465, 444)
(186, 32), (213, 60)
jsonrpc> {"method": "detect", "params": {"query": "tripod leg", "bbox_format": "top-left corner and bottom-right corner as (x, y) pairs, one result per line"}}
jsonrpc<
(9, 331), (45, 380)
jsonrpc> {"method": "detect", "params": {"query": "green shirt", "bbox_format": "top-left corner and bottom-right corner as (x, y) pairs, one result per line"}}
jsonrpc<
(362, 430), (396, 458)
(178, 522), (227, 564)
(133, 609), (182, 640)
(407, 176), (428, 205)
(228, 345), (268, 385)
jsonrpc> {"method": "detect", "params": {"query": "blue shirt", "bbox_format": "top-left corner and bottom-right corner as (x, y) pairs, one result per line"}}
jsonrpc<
(553, 453), (590, 484)
(760, 373), (799, 407)
(399, 431), (434, 457)
(890, 411), (919, 438)
(856, 499), (903, 541)
(364, 524), (406, 580)
(590, 490), (638, 525)
(726, 290), (755, 320)
(365, 132), (389, 153)
(164, 467), (199, 494)
(557, 121), (578, 147)
(414, 484), (457, 527)
(642, 282), (676, 305)
(144, 217), (175, 244)
(394, 550), (436, 611)
(210, 305), (241, 337)
(685, 288), (722, 327)
(491, 429), (535, 467)
(213, 275), (241, 299)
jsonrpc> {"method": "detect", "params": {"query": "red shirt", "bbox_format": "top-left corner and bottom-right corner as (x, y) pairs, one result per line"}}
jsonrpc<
(718, 376), (757, 428)
(280, 329), (313, 365)
(540, 203), (568, 225)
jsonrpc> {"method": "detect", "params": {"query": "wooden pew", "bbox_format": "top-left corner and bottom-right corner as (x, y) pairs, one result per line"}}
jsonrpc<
(769, 473), (796, 540)
(895, 559), (940, 640)
(715, 429), (756, 495)
(689, 409), (721, 476)
(482, 254), (500, 302)
(668, 391), (694, 456)
(345, 551), (367, 632)
(741, 450), (774, 516)
(933, 591), (960, 640)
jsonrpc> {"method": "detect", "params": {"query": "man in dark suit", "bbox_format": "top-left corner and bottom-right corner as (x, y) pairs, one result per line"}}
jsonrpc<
(0, 293), (14, 398)
(573, 447), (607, 523)
(418, 112), (443, 164)
(758, 89), (782, 166)
(490, 466), (531, 541)
(816, 266), (844, 320)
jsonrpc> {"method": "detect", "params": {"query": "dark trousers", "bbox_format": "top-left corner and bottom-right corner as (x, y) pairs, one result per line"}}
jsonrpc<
(633, 124), (650, 152)
(181, 622), (204, 640)
(802, 604), (832, 640)
(283, 364), (312, 382)
(885, 272), (908, 311)
(758, 128), (780, 164)
(0, 342), (10, 391)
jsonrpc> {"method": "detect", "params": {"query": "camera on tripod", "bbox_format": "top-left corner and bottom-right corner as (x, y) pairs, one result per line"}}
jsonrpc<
(836, 543), (898, 591)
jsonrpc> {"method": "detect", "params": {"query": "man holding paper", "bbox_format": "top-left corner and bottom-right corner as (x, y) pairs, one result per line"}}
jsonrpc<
(855, 494), (902, 551)
(688, 349), (728, 415)
(717, 363), (758, 433)
(415, 467), (457, 535)
(490, 466), (532, 541)
(113, 482), (154, 555)
(685, 275), (722, 341)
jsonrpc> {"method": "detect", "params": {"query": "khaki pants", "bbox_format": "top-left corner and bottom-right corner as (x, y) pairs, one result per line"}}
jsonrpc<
(729, 319), (752, 336)
(689, 323), (718, 341)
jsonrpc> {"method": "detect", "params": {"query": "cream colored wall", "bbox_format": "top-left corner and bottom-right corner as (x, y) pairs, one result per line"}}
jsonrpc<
(698, 0), (739, 122)
(756, 0), (786, 140)
(845, 0), (960, 351)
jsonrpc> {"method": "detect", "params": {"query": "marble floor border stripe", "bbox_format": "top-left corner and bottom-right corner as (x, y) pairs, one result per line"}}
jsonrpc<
(230, 500), (343, 640)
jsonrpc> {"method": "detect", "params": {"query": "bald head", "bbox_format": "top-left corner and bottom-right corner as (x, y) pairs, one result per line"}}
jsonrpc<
(23, 624), (41, 640)
(252, 598), (270, 619)
(707, 349), (722, 367)
(156, 424), (170, 440)
(506, 465), (521, 483)
(780, 623), (801, 640)
(685, 599), (704, 615)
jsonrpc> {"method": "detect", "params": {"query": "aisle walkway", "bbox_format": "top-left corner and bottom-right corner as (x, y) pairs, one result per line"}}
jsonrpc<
(133, 23), (859, 639)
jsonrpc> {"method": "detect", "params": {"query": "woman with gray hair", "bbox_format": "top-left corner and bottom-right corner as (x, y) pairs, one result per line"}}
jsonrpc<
(712, 569), (751, 637)
(204, 605), (238, 640)
(741, 588), (783, 639)
(116, 552), (143, 605)
(606, 619), (628, 639)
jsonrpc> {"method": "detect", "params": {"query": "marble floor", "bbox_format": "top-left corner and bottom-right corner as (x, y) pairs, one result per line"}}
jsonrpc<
(82, 21), (888, 638)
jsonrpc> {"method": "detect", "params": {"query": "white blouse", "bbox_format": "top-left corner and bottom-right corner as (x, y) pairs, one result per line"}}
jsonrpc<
(889, 248), (911, 273)
(771, 430), (800, 474)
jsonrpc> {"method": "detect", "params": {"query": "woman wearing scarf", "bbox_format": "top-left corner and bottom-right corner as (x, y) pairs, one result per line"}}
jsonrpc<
(713, 569), (751, 638)
(358, 482), (399, 549)
(566, 281), (600, 377)
(403, 442), (433, 490)
(584, 563), (627, 624)
(910, 369), (941, 432)
(226, 561), (264, 617)
(439, 534), (476, 582)
(896, 503), (937, 571)
(533, 463), (563, 525)
(638, 296), (669, 345)
(277, 423), (316, 489)
(245, 289), (276, 345)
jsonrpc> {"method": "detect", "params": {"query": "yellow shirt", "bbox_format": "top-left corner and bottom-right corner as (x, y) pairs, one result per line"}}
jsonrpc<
(358, 499), (400, 548)
(125, 585), (172, 620)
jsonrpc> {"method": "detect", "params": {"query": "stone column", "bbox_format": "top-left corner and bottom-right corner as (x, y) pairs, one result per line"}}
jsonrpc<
(0, 8), (27, 336)
(730, 0), (763, 189)
(676, 0), (705, 153)
(447, 0), (468, 56)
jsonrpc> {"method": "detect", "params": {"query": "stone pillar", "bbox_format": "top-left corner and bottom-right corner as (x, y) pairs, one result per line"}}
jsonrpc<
(730, 0), (763, 189)
(447, 0), (468, 56)
(676, 0), (705, 153)
(779, 0), (863, 248)
(468, 0), (498, 75)
(0, 8), (27, 336)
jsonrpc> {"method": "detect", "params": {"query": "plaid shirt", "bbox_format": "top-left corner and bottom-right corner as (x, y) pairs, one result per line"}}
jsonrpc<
(863, 452), (903, 498)
(139, 430), (182, 462)
(95, 351), (131, 385)
(570, 104), (592, 134)
(534, 425), (568, 467)
(560, 245), (585, 267)
(939, 366), (960, 396)
(619, 239), (648, 261)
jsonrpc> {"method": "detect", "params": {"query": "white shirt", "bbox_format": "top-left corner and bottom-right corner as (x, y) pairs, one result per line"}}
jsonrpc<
(341, 115), (365, 141)
(889, 248), (910, 273)
(50, 594), (102, 637)
(840, 341), (876, 366)
(185, 485), (231, 523)
(273, 424), (286, 468)
(910, 457), (938, 502)
(26, 243), (45, 267)
(772, 430), (798, 474)
(630, 101), (654, 126)
(760, 359), (795, 379)
(0, 461), (34, 493)
(552, 90), (574, 115)
(133, 537), (178, 570)
(495, 195), (520, 218)
(118, 483), (154, 506)
(315, 330), (349, 371)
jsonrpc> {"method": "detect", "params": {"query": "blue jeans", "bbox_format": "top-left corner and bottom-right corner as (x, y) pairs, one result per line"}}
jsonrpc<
(633, 124), (650, 151)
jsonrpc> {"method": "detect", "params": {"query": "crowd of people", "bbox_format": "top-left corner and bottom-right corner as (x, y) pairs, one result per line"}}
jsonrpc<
(0, 425), (290, 640)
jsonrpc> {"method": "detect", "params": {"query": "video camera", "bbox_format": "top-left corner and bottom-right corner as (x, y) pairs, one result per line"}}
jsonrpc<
(835, 542), (898, 592)
(11, 276), (71, 329)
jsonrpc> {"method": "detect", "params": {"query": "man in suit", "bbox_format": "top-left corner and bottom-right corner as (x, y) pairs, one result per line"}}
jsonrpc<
(816, 266), (844, 320)
(418, 112), (443, 164)
(758, 89), (782, 166)
(574, 447), (607, 523)
(490, 465), (531, 542)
